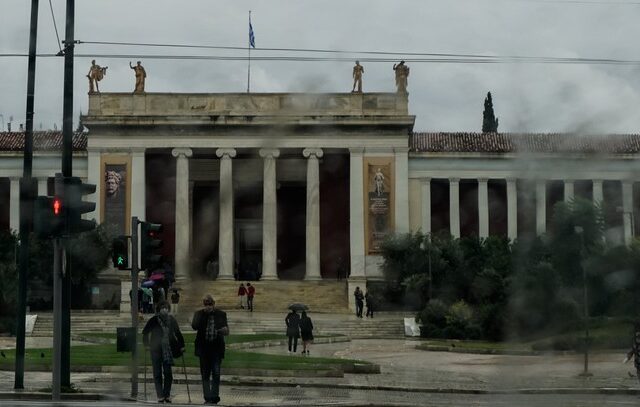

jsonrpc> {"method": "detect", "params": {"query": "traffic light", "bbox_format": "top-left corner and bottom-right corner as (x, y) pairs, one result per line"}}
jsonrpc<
(140, 222), (163, 271)
(33, 196), (64, 238)
(111, 236), (129, 270)
(64, 176), (97, 234)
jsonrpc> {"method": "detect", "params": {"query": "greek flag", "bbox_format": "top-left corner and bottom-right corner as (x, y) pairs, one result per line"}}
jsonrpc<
(249, 17), (256, 48)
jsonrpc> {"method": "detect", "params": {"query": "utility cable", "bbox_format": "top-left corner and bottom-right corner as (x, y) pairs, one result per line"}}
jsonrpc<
(48, 0), (63, 53)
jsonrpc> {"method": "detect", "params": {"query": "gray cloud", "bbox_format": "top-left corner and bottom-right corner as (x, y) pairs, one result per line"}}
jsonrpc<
(1, 0), (640, 133)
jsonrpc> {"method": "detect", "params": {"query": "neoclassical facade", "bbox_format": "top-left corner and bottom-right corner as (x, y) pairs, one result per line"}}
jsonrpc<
(1, 92), (639, 309)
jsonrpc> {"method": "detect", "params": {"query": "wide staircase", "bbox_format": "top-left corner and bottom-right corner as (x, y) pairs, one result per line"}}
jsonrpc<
(177, 279), (350, 315)
(31, 311), (406, 339)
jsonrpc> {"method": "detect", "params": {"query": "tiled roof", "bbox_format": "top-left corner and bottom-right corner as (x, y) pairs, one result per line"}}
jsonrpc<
(411, 132), (640, 154)
(0, 131), (87, 152)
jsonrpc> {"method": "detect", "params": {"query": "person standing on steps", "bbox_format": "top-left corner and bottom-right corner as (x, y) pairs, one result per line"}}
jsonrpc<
(354, 287), (364, 318)
(192, 295), (229, 405)
(237, 283), (247, 309)
(300, 311), (314, 355)
(365, 290), (375, 318)
(246, 282), (255, 312)
(142, 300), (185, 404)
(170, 289), (180, 316)
(285, 309), (301, 353)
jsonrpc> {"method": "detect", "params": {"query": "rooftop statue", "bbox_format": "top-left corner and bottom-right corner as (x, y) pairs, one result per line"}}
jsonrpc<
(87, 60), (108, 94)
(129, 61), (147, 93)
(393, 61), (409, 93)
(352, 61), (364, 93)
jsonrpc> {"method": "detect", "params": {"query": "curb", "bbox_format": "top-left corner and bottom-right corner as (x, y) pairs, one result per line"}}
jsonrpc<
(0, 386), (639, 400)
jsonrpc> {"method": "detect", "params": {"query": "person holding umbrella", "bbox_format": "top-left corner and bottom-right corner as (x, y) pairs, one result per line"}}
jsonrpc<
(142, 300), (185, 404)
(285, 305), (303, 354)
(300, 311), (314, 356)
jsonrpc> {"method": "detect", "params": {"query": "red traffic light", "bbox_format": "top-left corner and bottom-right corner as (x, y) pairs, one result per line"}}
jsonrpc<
(53, 198), (62, 216)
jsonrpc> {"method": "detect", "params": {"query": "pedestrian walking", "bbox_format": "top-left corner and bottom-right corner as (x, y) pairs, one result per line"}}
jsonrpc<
(300, 311), (314, 355)
(624, 321), (640, 384)
(142, 300), (185, 404)
(354, 287), (364, 318)
(170, 289), (180, 316)
(246, 282), (255, 312)
(237, 283), (247, 309)
(192, 294), (229, 405)
(285, 309), (301, 353)
(365, 290), (374, 318)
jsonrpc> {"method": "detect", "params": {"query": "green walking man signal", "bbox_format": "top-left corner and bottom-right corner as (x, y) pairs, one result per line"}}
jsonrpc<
(111, 236), (129, 270)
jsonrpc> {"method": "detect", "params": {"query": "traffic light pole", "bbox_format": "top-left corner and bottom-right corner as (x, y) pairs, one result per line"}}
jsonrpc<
(14, 0), (39, 389)
(61, 0), (75, 388)
(52, 238), (63, 401)
(130, 216), (139, 399)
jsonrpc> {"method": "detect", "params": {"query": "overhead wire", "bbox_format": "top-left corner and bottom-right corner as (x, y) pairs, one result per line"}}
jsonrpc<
(48, 0), (63, 53)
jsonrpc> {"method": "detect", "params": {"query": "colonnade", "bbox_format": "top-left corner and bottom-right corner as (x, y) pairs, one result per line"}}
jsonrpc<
(419, 177), (636, 243)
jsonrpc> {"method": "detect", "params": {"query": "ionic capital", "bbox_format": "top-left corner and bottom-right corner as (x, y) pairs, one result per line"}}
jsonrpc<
(171, 147), (193, 158)
(259, 148), (280, 159)
(303, 148), (323, 159)
(216, 148), (237, 159)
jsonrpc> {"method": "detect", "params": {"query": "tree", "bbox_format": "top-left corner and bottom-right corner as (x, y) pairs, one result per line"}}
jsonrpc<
(482, 91), (499, 133)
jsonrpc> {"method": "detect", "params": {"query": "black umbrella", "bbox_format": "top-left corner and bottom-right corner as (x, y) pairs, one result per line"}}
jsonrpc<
(288, 303), (309, 311)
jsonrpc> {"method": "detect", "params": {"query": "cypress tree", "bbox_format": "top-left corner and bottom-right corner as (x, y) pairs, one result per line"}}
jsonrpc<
(482, 92), (499, 133)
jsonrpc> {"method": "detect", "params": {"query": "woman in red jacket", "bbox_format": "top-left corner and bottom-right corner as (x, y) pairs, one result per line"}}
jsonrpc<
(237, 283), (247, 309)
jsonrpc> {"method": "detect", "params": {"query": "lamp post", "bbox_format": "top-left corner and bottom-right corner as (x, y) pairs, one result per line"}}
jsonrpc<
(574, 226), (592, 377)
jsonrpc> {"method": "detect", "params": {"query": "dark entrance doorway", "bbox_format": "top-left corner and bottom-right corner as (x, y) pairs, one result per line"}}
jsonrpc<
(277, 183), (306, 279)
(192, 182), (219, 279)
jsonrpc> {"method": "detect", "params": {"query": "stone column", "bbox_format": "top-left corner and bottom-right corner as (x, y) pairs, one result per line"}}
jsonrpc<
(478, 178), (489, 238)
(536, 180), (547, 236)
(37, 177), (48, 196)
(216, 148), (237, 280)
(9, 177), (20, 232)
(507, 179), (518, 240)
(303, 148), (323, 280)
(87, 149), (102, 222)
(449, 178), (460, 238)
(592, 180), (603, 204)
(420, 178), (431, 235)
(131, 149), (146, 237)
(564, 180), (574, 202)
(349, 148), (365, 278)
(171, 148), (193, 281)
(622, 180), (634, 245)
(394, 147), (410, 234)
(259, 149), (280, 280)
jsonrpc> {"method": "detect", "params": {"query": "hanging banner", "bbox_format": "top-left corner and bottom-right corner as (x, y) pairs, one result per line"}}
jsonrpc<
(101, 155), (131, 235)
(364, 157), (394, 254)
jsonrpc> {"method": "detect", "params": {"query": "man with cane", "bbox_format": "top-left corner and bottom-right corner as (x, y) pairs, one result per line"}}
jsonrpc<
(192, 295), (229, 405)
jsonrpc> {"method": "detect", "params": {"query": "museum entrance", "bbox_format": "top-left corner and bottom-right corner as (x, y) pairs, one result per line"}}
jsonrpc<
(277, 183), (306, 279)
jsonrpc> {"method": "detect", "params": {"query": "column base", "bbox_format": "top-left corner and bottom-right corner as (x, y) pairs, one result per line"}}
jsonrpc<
(260, 275), (279, 281)
(304, 276), (323, 281)
(216, 275), (235, 281)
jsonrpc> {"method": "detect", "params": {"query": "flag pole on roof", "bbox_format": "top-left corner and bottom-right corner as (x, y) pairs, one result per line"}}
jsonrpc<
(247, 10), (255, 93)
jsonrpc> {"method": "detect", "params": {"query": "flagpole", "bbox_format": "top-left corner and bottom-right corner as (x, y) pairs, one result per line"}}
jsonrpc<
(247, 10), (251, 93)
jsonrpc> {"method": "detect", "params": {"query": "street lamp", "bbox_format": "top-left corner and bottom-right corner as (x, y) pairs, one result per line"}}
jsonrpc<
(574, 226), (592, 377)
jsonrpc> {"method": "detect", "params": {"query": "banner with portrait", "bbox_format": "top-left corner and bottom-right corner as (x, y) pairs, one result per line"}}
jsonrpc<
(101, 156), (131, 236)
(364, 158), (394, 254)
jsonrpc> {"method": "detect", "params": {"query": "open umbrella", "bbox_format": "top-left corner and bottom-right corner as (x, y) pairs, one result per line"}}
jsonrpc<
(141, 280), (155, 288)
(288, 303), (309, 312)
(149, 273), (165, 281)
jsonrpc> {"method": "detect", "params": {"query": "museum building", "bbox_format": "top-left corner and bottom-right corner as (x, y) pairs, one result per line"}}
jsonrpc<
(0, 91), (639, 312)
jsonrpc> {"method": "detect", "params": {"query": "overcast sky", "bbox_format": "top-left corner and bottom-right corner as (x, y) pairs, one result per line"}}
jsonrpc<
(1, 0), (640, 133)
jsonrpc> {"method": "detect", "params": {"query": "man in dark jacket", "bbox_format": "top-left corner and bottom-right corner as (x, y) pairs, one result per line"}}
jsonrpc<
(191, 294), (229, 405)
(142, 300), (184, 403)
(285, 310), (301, 353)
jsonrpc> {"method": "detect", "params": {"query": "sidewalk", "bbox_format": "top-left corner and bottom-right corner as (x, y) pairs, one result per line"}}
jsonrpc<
(1, 339), (638, 396)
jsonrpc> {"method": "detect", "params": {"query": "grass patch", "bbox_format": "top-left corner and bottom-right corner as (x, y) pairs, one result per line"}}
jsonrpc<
(0, 340), (366, 371)
(80, 332), (286, 345)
